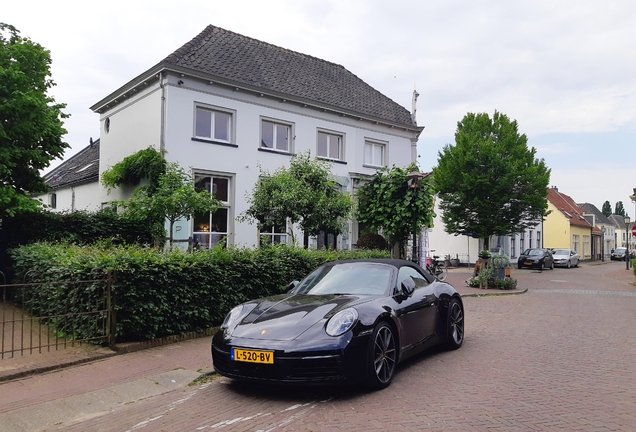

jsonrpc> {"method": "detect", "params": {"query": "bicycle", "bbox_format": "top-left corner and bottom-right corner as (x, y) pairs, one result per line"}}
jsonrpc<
(425, 254), (448, 282)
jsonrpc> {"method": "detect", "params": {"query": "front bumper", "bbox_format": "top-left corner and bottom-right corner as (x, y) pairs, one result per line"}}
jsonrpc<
(211, 331), (371, 385)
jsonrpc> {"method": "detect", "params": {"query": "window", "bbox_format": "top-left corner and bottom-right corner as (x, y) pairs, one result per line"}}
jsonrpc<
(583, 235), (590, 257)
(529, 231), (533, 250)
(397, 266), (430, 294)
(536, 231), (541, 248)
(261, 120), (291, 152)
(259, 220), (287, 246)
(49, 193), (57, 209)
(193, 174), (231, 248)
(317, 131), (343, 161)
(511, 237), (516, 258)
(364, 140), (386, 167)
(195, 107), (232, 143)
(520, 232), (525, 251)
(572, 234), (580, 253)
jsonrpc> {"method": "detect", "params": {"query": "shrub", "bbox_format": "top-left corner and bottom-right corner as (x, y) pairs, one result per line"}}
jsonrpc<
(9, 243), (390, 342)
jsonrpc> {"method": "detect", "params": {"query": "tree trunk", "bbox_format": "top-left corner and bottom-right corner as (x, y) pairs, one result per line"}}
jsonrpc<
(483, 237), (490, 251)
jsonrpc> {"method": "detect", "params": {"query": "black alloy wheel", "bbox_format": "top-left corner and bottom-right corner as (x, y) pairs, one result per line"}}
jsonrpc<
(540, 262), (545, 271)
(367, 322), (397, 390)
(445, 299), (464, 350)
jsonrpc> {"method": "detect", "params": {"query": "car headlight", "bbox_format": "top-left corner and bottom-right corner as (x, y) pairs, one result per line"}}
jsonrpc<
(222, 305), (244, 329)
(326, 308), (358, 337)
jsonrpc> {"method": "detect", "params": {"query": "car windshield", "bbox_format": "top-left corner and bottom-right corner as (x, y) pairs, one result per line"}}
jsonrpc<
(524, 249), (544, 256)
(292, 263), (394, 296)
(553, 249), (570, 255)
(615, 248), (626, 254)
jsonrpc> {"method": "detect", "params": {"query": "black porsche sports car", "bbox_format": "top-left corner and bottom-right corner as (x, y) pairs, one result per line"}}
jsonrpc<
(212, 259), (464, 390)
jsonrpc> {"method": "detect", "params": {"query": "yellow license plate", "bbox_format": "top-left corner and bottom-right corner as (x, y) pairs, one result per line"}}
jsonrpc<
(524, 262), (532, 265)
(232, 348), (274, 364)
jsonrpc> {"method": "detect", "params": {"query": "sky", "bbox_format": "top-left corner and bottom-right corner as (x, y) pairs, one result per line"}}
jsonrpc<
(4, 0), (636, 218)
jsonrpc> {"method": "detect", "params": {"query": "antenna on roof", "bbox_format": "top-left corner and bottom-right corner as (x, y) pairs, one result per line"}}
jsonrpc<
(89, 137), (94, 146)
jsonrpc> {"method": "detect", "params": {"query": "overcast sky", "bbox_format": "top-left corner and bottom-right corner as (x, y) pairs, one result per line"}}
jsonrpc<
(5, 0), (636, 218)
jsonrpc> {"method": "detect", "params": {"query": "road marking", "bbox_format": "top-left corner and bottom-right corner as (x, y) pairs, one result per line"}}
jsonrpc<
(531, 289), (636, 297)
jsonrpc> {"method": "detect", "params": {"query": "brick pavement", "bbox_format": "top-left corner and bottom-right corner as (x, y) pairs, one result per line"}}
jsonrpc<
(1, 260), (634, 431)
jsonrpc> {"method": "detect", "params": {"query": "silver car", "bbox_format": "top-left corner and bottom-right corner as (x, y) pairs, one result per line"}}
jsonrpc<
(552, 249), (579, 268)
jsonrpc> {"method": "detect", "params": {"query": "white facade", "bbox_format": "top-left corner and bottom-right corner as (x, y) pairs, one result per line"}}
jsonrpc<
(95, 73), (417, 249)
(427, 199), (542, 265)
(35, 182), (101, 213)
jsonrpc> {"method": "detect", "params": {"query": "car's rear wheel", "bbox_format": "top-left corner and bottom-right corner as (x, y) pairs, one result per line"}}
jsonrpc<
(366, 322), (397, 390)
(445, 298), (464, 350)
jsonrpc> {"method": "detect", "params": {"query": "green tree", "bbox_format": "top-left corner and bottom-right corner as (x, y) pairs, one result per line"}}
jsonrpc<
(433, 111), (550, 250)
(0, 23), (69, 217)
(614, 201), (626, 217)
(602, 200), (612, 217)
(241, 152), (352, 245)
(356, 163), (435, 254)
(116, 162), (220, 248)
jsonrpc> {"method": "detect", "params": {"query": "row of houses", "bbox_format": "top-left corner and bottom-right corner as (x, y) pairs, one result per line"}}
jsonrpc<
(427, 186), (634, 265)
(38, 25), (633, 264)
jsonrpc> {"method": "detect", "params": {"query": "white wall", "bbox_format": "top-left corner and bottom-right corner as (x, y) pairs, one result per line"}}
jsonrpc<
(35, 182), (101, 213)
(160, 73), (417, 248)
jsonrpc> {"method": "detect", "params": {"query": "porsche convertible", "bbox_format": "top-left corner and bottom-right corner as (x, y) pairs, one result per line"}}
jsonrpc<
(211, 259), (464, 389)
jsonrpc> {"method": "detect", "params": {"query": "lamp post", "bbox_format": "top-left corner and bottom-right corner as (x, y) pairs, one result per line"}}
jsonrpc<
(406, 171), (425, 264)
(625, 215), (631, 270)
(601, 225), (605, 262)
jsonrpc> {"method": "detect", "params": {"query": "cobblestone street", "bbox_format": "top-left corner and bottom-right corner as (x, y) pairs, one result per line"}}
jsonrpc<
(1, 261), (635, 431)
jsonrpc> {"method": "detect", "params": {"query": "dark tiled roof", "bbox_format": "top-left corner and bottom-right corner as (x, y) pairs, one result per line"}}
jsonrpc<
(44, 139), (100, 190)
(161, 25), (417, 128)
(547, 187), (593, 229)
(577, 203), (614, 226)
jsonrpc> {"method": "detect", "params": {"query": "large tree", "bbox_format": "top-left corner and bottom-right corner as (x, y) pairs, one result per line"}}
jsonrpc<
(0, 24), (69, 217)
(602, 200), (612, 217)
(433, 111), (550, 250)
(614, 201), (626, 217)
(356, 163), (435, 253)
(241, 152), (352, 245)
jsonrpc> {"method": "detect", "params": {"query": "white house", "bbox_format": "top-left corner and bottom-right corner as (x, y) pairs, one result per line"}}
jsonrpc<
(48, 25), (423, 249)
(426, 199), (543, 266)
(37, 139), (101, 212)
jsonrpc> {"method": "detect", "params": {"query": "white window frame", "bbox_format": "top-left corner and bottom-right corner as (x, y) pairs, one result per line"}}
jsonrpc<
(192, 173), (234, 249)
(317, 130), (344, 161)
(194, 105), (235, 144)
(364, 139), (386, 167)
(260, 117), (293, 153)
(259, 220), (288, 246)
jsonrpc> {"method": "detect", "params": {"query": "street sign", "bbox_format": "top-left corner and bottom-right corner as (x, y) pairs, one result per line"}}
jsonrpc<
(632, 225), (636, 237)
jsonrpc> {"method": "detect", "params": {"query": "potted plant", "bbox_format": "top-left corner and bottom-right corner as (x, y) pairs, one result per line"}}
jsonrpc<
(490, 254), (510, 280)
(478, 250), (492, 260)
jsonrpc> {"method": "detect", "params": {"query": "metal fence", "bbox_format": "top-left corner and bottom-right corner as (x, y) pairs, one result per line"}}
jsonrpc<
(1, 272), (115, 359)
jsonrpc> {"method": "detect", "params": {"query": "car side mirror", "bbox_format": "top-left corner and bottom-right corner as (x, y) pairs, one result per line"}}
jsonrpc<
(286, 280), (299, 293)
(400, 278), (416, 298)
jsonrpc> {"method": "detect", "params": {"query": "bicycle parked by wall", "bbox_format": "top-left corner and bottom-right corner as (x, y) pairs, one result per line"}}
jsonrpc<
(425, 252), (448, 282)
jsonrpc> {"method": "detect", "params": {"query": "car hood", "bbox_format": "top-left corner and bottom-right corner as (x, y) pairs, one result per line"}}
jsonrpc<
(230, 294), (366, 341)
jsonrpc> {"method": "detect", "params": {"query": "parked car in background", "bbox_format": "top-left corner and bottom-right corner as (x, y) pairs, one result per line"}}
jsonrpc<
(611, 247), (627, 261)
(552, 249), (579, 268)
(517, 248), (554, 270)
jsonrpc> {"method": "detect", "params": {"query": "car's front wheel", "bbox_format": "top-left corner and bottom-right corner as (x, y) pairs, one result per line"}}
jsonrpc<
(445, 298), (464, 350)
(567, 260), (571, 268)
(366, 322), (397, 390)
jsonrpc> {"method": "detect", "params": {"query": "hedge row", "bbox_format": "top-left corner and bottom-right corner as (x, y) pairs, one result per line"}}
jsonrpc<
(9, 243), (390, 342)
(0, 209), (156, 278)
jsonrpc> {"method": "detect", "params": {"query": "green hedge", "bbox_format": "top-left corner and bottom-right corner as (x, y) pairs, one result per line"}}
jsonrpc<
(0, 209), (156, 277)
(9, 243), (389, 342)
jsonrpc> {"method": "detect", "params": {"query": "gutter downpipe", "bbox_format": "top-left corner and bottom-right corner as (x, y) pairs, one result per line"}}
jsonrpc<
(159, 72), (166, 153)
